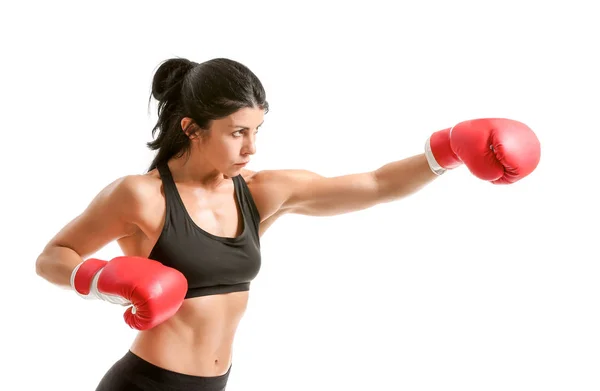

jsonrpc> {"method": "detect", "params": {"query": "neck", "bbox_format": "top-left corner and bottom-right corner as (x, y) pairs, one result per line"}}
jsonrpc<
(167, 155), (228, 190)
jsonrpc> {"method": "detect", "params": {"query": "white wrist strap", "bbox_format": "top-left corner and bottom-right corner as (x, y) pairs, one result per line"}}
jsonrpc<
(70, 263), (133, 309)
(70, 262), (96, 301)
(424, 137), (447, 176)
(89, 269), (132, 306)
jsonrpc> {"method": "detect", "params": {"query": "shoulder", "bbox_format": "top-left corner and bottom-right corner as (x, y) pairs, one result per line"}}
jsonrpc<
(107, 172), (160, 201)
(237, 168), (324, 220)
(96, 171), (164, 218)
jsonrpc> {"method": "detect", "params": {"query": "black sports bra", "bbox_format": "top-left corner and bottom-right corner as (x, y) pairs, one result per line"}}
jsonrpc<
(148, 163), (262, 299)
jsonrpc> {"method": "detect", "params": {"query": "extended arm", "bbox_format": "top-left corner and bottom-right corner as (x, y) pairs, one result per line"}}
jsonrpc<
(280, 153), (436, 216)
(258, 118), (540, 218)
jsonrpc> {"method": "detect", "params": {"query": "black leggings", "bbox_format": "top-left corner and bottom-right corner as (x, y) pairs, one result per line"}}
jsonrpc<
(95, 350), (232, 391)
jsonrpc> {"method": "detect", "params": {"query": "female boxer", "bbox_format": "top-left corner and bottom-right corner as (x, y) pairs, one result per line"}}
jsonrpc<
(35, 57), (540, 391)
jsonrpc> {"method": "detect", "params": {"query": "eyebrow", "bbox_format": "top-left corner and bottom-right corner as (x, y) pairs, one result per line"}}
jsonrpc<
(229, 121), (264, 130)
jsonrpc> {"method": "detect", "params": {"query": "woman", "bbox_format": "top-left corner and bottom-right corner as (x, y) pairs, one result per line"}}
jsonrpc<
(35, 57), (541, 391)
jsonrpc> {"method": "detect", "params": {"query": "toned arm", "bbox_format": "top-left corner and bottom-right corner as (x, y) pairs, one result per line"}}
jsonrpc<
(35, 175), (146, 288)
(251, 154), (437, 219)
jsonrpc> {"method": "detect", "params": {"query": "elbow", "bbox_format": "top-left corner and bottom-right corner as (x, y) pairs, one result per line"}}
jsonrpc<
(35, 245), (60, 280)
(34, 245), (82, 288)
(35, 252), (49, 279)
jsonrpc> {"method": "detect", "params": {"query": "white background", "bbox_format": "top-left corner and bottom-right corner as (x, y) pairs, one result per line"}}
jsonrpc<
(2, 0), (599, 390)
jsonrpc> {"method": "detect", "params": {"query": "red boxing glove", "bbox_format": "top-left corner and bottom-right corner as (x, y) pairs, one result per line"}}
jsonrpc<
(424, 118), (541, 184)
(70, 256), (188, 330)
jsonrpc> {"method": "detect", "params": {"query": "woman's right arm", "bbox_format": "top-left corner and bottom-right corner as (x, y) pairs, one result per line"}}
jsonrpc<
(36, 174), (188, 330)
(35, 175), (144, 288)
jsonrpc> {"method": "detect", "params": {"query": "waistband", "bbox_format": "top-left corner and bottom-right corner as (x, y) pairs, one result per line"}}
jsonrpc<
(119, 350), (232, 390)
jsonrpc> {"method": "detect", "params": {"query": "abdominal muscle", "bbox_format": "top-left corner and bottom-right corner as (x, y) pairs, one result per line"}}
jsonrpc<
(130, 291), (250, 377)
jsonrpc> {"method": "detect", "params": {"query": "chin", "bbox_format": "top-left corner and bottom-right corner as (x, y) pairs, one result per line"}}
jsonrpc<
(227, 164), (244, 175)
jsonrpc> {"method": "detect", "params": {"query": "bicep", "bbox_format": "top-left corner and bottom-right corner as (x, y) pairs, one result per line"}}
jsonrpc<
(45, 176), (142, 259)
(283, 170), (380, 216)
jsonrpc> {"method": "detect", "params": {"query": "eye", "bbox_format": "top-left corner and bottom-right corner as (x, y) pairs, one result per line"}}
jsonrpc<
(232, 129), (259, 138)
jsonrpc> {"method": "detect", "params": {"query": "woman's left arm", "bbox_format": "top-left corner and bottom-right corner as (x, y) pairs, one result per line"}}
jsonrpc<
(262, 117), (541, 218)
(277, 153), (436, 217)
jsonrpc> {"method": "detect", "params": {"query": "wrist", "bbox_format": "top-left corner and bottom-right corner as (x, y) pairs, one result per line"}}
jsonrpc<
(70, 258), (107, 299)
(424, 136), (446, 175)
(71, 258), (133, 306)
(425, 126), (462, 175)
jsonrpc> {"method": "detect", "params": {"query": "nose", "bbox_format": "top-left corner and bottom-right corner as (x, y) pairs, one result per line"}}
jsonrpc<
(243, 134), (257, 156)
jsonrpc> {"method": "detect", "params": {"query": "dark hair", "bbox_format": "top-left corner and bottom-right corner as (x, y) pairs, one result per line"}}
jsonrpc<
(146, 57), (269, 171)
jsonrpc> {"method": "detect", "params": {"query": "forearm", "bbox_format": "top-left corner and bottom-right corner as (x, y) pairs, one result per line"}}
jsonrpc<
(35, 245), (83, 289)
(373, 153), (438, 203)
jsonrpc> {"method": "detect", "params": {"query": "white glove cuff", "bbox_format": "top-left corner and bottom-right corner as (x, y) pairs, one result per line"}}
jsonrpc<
(89, 269), (132, 306)
(70, 262), (96, 301)
(424, 136), (447, 176)
(70, 263), (132, 308)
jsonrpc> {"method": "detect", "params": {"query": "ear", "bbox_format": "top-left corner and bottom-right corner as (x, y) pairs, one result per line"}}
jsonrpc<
(181, 117), (201, 140)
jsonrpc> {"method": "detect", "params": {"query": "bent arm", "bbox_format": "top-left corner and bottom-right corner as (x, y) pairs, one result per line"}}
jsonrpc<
(35, 175), (144, 288)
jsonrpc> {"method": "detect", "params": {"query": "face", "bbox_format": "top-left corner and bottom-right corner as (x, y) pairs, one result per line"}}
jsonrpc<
(188, 107), (265, 176)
